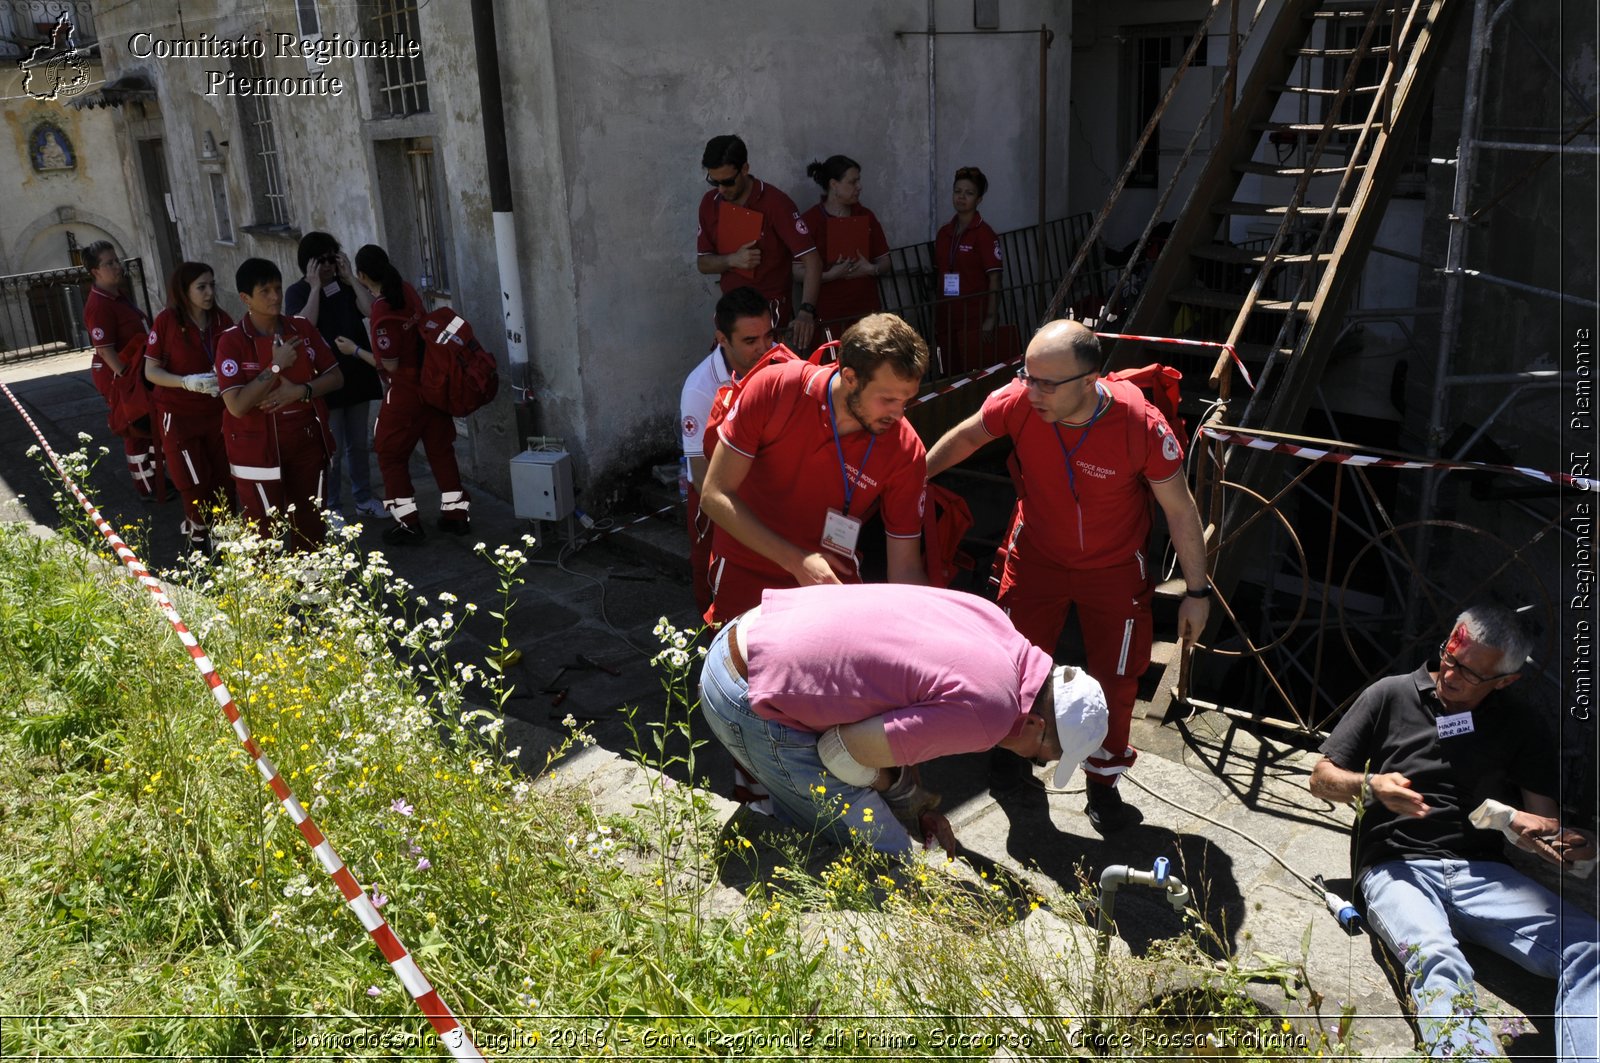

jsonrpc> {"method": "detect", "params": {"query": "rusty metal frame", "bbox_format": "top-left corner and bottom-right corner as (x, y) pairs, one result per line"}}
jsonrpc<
(1183, 425), (1564, 734)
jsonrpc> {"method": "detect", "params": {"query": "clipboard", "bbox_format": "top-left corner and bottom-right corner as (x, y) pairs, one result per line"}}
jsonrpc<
(716, 200), (764, 280)
(826, 215), (870, 264)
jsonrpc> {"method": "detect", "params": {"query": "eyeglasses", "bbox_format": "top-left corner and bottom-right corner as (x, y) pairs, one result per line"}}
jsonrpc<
(705, 172), (740, 188)
(1437, 642), (1519, 686)
(1017, 366), (1095, 394)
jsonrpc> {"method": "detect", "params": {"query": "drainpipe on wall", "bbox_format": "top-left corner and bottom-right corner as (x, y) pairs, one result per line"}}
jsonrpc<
(470, 0), (534, 441)
(927, 0), (937, 237)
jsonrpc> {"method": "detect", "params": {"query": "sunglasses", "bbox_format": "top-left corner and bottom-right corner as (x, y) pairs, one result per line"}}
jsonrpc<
(1016, 365), (1096, 394)
(705, 173), (740, 189)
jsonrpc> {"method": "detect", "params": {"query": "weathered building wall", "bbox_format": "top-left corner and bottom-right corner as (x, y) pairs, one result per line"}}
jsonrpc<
(502, 0), (1075, 500)
(81, 0), (1073, 505)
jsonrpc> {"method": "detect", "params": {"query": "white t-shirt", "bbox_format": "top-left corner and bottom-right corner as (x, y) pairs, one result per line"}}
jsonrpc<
(679, 344), (735, 460)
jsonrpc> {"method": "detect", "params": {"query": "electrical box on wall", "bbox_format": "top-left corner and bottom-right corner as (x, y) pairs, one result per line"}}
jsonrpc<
(509, 449), (575, 521)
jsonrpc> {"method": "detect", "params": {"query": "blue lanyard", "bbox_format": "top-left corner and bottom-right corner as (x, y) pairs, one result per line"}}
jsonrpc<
(827, 369), (875, 517)
(1052, 385), (1109, 503)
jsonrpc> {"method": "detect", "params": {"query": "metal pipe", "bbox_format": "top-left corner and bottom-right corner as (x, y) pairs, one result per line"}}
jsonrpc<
(1446, 268), (1600, 309)
(469, 0), (531, 431)
(1092, 858), (1192, 1044)
(927, 1), (937, 237)
(1471, 140), (1600, 155)
(1414, 0), (1493, 618)
(1441, 369), (1565, 385)
(1037, 25), (1052, 283)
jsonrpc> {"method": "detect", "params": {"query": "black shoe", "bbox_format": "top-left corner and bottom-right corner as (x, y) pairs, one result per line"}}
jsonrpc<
(1084, 784), (1141, 833)
(437, 516), (472, 536)
(383, 522), (426, 546)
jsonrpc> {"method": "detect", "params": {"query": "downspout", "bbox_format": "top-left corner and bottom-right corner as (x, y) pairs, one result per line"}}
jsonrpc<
(927, 0), (937, 236)
(470, 0), (534, 442)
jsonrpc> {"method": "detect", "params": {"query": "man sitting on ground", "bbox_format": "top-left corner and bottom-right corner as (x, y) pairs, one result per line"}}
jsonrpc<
(1310, 605), (1597, 1061)
(698, 583), (1107, 853)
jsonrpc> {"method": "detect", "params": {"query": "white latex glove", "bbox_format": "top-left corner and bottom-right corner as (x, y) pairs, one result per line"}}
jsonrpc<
(182, 373), (221, 396)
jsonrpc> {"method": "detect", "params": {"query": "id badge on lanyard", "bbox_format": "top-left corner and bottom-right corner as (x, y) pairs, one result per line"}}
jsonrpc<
(820, 507), (863, 559)
(823, 369), (874, 564)
(943, 273), (961, 296)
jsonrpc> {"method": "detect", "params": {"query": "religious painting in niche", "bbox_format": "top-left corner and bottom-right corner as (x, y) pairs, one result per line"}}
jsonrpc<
(31, 124), (76, 172)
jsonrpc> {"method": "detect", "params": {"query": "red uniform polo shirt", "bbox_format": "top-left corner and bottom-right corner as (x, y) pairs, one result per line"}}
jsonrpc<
(84, 285), (150, 384)
(697, 178), (816, 308)
(147, 306), (234, 418)
(368, 282), (424, 384)
(933, 213), (1002, 298)
(214, 314), (338, 436)
(980, 377), (1183, 569)
(714, 359), (927, 580)
(800, 202), (890, 326)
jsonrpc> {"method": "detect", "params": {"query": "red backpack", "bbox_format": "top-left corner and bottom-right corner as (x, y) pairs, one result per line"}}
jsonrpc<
(701, 340), (836, 465)
(1104, 362), (1185, 440)
(107, 333), (153, 437)
(922, 482), (974, 588)
(416, 307), (499, 417)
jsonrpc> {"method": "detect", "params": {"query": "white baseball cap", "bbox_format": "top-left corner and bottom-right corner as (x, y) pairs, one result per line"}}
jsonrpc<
(1050, 664), (1108, 788)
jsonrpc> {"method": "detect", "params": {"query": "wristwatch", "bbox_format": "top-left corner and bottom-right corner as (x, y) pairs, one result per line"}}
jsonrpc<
(797, 302), (817, 316)
(269, 363), (282, 375)
(1185, 583), (1214, 599)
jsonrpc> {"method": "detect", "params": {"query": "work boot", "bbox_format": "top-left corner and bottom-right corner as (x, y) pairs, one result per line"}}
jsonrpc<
(383, 522), (425, 547)
(1084, 783), (1141, 833)
(437, 516), (472, 536)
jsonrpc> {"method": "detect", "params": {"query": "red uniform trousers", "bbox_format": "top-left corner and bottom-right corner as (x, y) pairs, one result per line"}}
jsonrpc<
(156, 407), (233, 542)
(996, 527), (1153, 790)
(232, 419), (328, 552)
(704, 552), (863, 625)
(686, 483), (713, 616)
(373, 382), (469, 528)
(91, 363), (158, 499)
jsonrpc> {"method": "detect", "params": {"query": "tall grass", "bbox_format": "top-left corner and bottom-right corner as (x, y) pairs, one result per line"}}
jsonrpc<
(0, 452), (1362, 1058)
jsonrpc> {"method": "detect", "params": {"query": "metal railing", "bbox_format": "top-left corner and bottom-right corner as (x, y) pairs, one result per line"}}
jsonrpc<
(812, 212), (1104, 381)
(0, 259), (152, 367)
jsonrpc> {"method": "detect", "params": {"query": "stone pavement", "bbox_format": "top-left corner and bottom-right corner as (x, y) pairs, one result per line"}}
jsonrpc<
(3, 350), (1582, 1059)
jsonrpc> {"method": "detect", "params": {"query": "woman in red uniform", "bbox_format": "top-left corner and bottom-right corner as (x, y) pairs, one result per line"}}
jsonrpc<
(355, 244), (470, 546)
(798, 155), (891, 346)
(143, 262), (235, 549)
(81, 240), (159, 498)
(933, 166), (1004, 375)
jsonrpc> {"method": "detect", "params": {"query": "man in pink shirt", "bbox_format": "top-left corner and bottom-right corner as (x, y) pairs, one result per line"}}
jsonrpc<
(698, 584), (1108, 853)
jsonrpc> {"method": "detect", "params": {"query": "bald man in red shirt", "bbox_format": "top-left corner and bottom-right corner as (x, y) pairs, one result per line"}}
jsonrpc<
(927, 321), (1211, 832)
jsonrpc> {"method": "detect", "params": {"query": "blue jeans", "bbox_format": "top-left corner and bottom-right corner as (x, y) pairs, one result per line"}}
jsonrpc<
(1362, 858), (1599, 1060)
(698, 622), (911, 853)
(325, 402), (374, 508)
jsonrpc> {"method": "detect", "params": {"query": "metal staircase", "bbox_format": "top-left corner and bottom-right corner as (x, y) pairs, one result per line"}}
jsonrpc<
(1105, 0), (1458, 434)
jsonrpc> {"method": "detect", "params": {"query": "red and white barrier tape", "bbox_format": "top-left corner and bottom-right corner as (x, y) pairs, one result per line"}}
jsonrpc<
(1201, 425), (1600, 493)
(0, 382), (486, 1061)
(577, 329), (1248, 537)
(1091, 332), (1252, 391)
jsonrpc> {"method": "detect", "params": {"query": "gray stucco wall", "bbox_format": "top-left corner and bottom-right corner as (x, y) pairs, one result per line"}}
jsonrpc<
(81, 0), (1074, 505)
